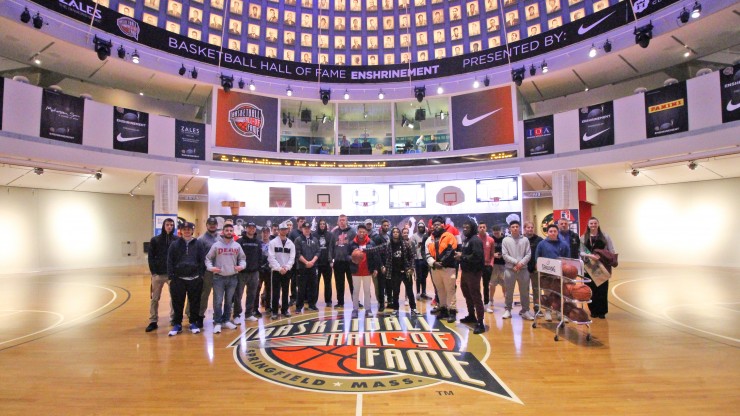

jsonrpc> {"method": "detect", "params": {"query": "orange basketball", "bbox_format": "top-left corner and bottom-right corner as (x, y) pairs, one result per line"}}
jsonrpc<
(351, 249), (365, 264)
(563, 304), (589, 322)
(562, 263), (578, 279)
(564, 283), (592, 301)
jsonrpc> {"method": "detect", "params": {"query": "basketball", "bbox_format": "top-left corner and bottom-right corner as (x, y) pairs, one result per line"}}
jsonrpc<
(351, 249), (365, 264)
(562, 263), (578, 279)
(549, 293), (561, 310)
(564, 283), (592, 301)
(564, 304), (590, 322)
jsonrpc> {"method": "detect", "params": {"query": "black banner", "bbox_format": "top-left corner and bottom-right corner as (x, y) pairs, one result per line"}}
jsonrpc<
(0, 77), (4, 131)
(645, 82), (688, 139)
(40, 89), (85, 144)
(720, 64), (740, 124)
(523, 115), (554, 157)
(579, 101), (614, 150)
(175, 120), (206, 160)
(113, 106), (149, 153)
(27, 0), (679, 84)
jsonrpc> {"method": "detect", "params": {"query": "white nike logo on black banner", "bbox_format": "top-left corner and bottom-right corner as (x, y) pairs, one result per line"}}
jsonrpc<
(582, 128), (610, 142)
(577, 11), (616, 35)
(116, 133), (146, 142)
(727, 101), (740, 112)
(462, 108), (502, 127)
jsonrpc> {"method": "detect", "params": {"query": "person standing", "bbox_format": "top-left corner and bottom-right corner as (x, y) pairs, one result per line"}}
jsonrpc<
(268, 221), (296, 319)
(372, 219), (391, 310)
(524, 221), (544, 316)
(348, 225), (382, 317)
(295, 222), (320, 313)
(195, 217), (220, 328)
(477, 222), (495, 312)
(145, 218), (178, 332)
(384, 227), (417, 315)
(534, 224), (571, 321)
(489, 224), (507, 311)
(425, 216), (458, 321)
(205, 223), (245, 333)
(287, 217), (304, 306)
(167, 222), (206, 336)
(580, 217), (617, 319)
(332, 214), (356, 308)
(558, 217), (581, 260)
(257, 226), (272, 316)
(315, 219), (335, 307)
(235, 222), (262, 323)
(455, 220), (486, 333)
(410, 221), (430, 300)
(502, 220), (533, 320)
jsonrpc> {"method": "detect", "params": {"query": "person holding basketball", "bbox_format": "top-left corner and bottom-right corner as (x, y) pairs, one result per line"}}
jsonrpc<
(348, 224), (383, 318)
(268, 221), (296, 319)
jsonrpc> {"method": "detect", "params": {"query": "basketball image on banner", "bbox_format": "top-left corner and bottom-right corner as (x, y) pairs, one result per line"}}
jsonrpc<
(720, 63), (740, 124)
(523, 115), (554, 157)
(579, 101), (614, 150)
(216, 90), (278, 152)
(40, 89), (85, 145)
(175, 120), (206, 160)
(113, 106), (149, 153)
(451, 85), (514, 150)
(645, 81), (688, 139)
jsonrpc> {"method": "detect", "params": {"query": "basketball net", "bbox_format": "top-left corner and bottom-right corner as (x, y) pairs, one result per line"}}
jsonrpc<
(489, 196), (501, 212)
(276, 200), (288, 216)
(444, 201), (454, 214)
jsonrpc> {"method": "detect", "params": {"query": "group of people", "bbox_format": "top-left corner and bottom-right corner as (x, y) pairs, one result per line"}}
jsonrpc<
(145, 213), (616, 337)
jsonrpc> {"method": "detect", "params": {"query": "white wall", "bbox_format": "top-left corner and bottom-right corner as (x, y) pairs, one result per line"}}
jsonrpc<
(593, 177), (740, 268)
(0, 187), (153, 274)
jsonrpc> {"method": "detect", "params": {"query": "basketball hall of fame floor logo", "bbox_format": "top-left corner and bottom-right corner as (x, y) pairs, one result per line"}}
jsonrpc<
(228, 313), (521, 403)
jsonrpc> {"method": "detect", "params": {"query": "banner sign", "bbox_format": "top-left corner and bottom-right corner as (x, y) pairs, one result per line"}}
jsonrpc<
(644, 82), (689, 139)
(28, 0), (680, 84)
(175, 120), (206, 160)
(523, 115), (554, 157)
(0, 77), (4, 131)
(579, 101), (614, 150)
(40, 89), (85, 144)
(720, 63), (740, 124)
(113, 106), (149, 153)
(451, 85), (514, 150)
(215, 90), (278, 152)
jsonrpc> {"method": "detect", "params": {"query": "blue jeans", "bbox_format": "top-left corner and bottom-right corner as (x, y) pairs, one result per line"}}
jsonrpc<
(212, 274), (238, 324)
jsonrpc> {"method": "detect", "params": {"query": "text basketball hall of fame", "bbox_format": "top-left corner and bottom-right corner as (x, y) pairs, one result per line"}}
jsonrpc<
(229, 314), (521, 402)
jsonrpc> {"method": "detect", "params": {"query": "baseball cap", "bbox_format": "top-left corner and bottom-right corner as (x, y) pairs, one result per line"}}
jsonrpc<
(246, 221), (257, 227)
(206, 217), (218, 225)
(279, 221), (290, 229)
(364, 218), (373, 224)
(301, 222), (311, 228)
(181, 222), (195, 229)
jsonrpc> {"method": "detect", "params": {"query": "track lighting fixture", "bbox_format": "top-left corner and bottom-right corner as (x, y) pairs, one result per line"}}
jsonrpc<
(343, 90), (350, 100)
(378, 90), (385, 99)
(238, 78), (245, 89)
(679, 7), (690, 24)
(541, 61), (549, 73)
(691, 1), (701, 19)
(634, 23), (654, 49)
(603, 39), (612, 53)
(414, 86), (426, 103)
(631, 169), (640, 177)
(20, 7), (31, 23)
(483, 76), (490, 87)
(220, 75), (234, 92)
(117, 45), (126, 59)
(32, 12), (44, 29)
(34, 167), (44, 175)
(286, 86), (293, 96)
(178, 64), (186, 76)
(437, 85), (444, 94)
(320, 88), (331, 105)
(191, 67), (198, 79)
(589, 44), (597, 58)
(688, 161), (698, 170)
(529, 64), (536, 76)
(249, 80), (255, 91)
(94, 171), (103, 180)
(473, 79), (480, 88)
(511, 67), (526, 86)
(131, 50), (140, 64)
(93, 36), (112, 61)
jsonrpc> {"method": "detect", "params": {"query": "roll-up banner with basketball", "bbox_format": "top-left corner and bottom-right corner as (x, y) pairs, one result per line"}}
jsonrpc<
(451, 85), (514, 150)
(645, 82), (689, 139)
(523, 115), (554, 157)
(175, 120), (206, 160)
(40, 89), (85, 145)
(113, 106), (149, 153)
(215, 90), (278, 152)
(720, 63), (740, 124)
(578, 101), (614, 150)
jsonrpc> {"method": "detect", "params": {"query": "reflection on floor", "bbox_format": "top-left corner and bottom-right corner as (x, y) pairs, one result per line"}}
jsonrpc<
(0, 263), (737, 415)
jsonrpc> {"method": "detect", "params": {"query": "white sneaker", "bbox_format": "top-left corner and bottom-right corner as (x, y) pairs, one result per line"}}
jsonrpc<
(224, 321), (237, 330)
(246, 315), (258, 322)
(545, 311), (552, 321)
(502, 310), (512, 319)
(485, 305), (494, 313)
(521, 311), (535, 321)
(233, 317), (243, 325)
(213, 324), (222, 334)
(405, 299), (409, 306)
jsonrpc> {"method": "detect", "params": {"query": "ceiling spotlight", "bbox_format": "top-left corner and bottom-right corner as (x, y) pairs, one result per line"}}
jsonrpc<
(117, 45), (126, 59)
(34, 58), (42, 65)
(93, 36), (113, 61)
(483, 76), (490, 87)
(139, 91), (144, 96)
(684, 50), (691, 58)
(131, 50), (140, 64)
(688, 161), (698, 170)
(248, 80), (255, 91)
(94, 171), (103, 180)
(32, 12), (44, 29)
(378, 90), (385, 99)
(321, 114), (328, 123)
(191, 67), (198, 79)
(436, 85), (444, 94)
(20, 7), (31, 23)
(286, 86), (293, 96)
(691, 1), (701, 19)
(363, 112), (368, 118)
(343, 90), (350, 100)
(634, 23), (654, 49)
(220, 75), (234, 92)
(631, 169), (640, 177)
(678, 8), (690, 24)
(320, 88), (331, 105)
(438, 111), (447, 120)
(34, 167), (44, 175)
(129, 191), (135, 197)
(178, 64), (186, 76)
(511, 67), (526, 86)
(541, 61), (549, 73)
(238, 78), (245, 89)
(414, 86), (426, 103)
(603, 39), (612, 53)
(589, 44), (597, 58)
(529, 64), (536, 76)
(473, 79), (480, 88)
(584, 87), (589, 92)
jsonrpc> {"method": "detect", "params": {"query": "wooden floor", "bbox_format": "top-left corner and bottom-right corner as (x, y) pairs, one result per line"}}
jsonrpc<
(0, 263), (738, 415)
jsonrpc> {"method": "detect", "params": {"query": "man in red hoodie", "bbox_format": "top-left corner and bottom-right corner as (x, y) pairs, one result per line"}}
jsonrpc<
(348, 225), (383, 318)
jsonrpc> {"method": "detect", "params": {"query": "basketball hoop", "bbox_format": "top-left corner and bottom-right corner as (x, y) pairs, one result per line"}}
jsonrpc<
(276, 200), (288, 215)
(443, 201), (455, 214)
(404, 201), (411, 207)
(489, 196), (500, 212)
(320, 202), (327, 209)
(362, 202), (369, 207)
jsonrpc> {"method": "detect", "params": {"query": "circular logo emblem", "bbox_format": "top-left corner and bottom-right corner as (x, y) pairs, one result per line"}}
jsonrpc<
(229, 313), (520, 401)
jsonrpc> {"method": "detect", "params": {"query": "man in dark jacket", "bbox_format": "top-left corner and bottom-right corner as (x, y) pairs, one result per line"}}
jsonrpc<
(456, 220), (486, 333)
(235, 221), (262, 322)
(315, 219), (335, 307)
(348, 225), (383, 317)
(372, 219), (391, 307)
(332, 214), (356, 308)
(558, 217), (580, 260)
(167, 222), (206, 336)
(146, 218), (178, 332)
(295, 222), (320, 312)
(384, 227), (417, 315)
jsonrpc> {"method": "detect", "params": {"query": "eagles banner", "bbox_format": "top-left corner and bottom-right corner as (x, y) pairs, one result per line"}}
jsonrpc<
(579, 101), (614, 150)
(644, 82), (688, 139)
(720, 64), (740, 124)
(113, 106), (149, 153)
(215, 90), (277, 152)
(175, 120), (206, 160)
(523, 115), (554, 157)
(40, 88), (85, 144)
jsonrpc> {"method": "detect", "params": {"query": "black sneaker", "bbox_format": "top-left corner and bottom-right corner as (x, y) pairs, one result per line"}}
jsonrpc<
(197, 318), (204, 329)
(254, 311), (263, 318)
(460, 315), (477, 324)
(289, 299), (296, 306)
(309, 306), (319, 311)
(473, 322), (486, 334)
(334, 303), (344, 308)
(447, 312), (456, 324)
(438, 308), (449, 319)
(145, 322), (158, 332)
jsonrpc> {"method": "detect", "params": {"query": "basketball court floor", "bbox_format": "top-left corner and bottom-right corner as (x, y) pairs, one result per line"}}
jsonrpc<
(0, 263), (737, 415)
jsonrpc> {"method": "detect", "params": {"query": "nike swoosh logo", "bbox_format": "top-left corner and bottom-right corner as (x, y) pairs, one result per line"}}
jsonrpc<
(577, 11), (615, 35)
(727, 101), (740, 112)
(582, 128), (610, 142)
(116, 133), (146, 142)
(462, 108), (502, 127)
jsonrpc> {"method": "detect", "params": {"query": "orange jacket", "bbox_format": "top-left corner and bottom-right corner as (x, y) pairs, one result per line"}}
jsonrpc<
(425, 232), (458, 268)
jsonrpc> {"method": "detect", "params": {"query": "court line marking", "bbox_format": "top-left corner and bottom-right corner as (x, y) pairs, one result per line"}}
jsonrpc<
(0, 311), (24, 318)
(612, 279), (740, 344)
(356, 393), (363, 416)
(0, 310), (65, 346)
